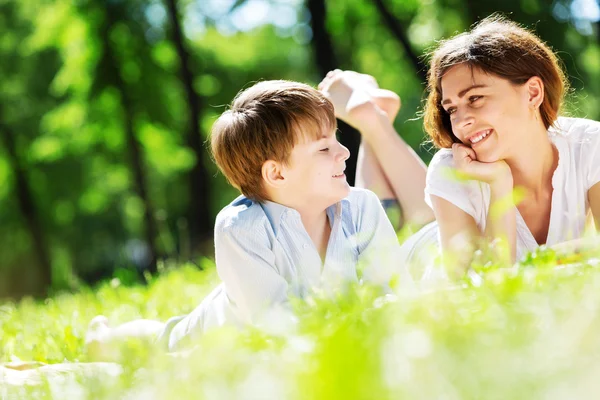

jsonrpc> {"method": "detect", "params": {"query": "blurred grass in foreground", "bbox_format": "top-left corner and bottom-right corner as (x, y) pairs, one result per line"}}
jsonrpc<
(2, 245), (600, 399)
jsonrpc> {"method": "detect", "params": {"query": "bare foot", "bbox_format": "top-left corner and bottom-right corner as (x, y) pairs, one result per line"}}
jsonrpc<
(85, 316), (165, 362)
(85, 315), (114, 361)
(318, 70), (401, 124)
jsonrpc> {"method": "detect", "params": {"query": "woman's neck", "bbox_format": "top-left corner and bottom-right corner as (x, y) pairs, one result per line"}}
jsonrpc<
(505, 124), (558, 197)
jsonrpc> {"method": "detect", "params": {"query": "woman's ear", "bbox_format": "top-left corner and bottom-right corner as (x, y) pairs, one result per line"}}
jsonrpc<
(526, 76), (545, 109)
(261, 160), (286, 189)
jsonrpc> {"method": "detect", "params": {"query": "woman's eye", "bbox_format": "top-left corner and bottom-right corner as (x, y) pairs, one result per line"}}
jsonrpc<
(446, 107), (456, 115)
(320, 148), (329, 152)
(469, 95), (482, 103)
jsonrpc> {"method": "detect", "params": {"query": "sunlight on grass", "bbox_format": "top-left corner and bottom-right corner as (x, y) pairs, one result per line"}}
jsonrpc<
(2, 247), (600, 399)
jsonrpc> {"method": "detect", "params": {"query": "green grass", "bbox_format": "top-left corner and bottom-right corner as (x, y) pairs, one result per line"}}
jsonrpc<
(3, 247), (600, 399)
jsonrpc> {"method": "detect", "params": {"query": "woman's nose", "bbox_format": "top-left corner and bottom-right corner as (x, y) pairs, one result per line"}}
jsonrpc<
(453, 108), (475, 130)
(452, 109), (475, 140)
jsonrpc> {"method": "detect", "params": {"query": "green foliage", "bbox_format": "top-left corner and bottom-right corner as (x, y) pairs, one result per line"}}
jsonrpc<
(3, 248), (600, 398)
(2, 0), (600, 296)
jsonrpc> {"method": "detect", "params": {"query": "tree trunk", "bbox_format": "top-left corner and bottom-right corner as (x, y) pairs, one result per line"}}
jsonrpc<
(463, 0), (479, 26)
(164, 0), (212, 248)
(306, 0), (361, 185)
(101, 4), (159, 276)
(371, 0), (428, 83)
(0, 124), (51, 297)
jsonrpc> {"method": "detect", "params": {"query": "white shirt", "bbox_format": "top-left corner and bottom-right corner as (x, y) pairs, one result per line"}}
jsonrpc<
(424, 117), (600, 259)
(162, 187), (410, 351)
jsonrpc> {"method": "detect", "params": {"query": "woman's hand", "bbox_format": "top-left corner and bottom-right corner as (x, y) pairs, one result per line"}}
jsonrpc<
(452, 143), (512, 186)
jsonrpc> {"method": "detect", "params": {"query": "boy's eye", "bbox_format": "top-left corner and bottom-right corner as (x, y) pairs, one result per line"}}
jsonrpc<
(469, 95), (483, 103)
(320, 148), (330, 152)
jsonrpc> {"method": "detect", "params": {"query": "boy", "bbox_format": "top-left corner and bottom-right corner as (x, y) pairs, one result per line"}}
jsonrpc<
(86, 80), (410, 356)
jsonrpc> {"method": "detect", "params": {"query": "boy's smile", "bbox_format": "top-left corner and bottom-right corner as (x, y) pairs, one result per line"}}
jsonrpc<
(281, 129), (351, 210)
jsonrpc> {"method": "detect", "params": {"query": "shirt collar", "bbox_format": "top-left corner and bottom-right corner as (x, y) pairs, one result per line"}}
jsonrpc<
(260, 197), (350, 235)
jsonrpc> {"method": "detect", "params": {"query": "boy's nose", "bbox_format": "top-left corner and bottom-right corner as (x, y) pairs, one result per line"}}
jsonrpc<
(337, 144), (350, 162)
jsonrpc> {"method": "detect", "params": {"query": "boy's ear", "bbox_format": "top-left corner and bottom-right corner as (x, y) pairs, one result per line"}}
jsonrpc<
(525, 76), (544, 108)
(261, 160), (286, 189)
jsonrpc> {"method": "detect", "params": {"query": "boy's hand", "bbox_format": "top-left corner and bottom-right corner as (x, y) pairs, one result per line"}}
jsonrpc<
(318, 70), (401, 129)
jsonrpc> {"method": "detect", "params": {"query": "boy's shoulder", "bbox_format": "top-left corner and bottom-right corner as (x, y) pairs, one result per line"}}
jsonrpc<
(215, 195), (270, 234)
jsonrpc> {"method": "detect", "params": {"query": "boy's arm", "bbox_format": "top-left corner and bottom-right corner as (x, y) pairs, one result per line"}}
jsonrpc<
(354, 190), (414, 290)
(215, 223), (289, 324)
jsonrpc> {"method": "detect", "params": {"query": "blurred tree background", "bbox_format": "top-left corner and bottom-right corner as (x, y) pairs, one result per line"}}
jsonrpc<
(0, 0), (598, 298)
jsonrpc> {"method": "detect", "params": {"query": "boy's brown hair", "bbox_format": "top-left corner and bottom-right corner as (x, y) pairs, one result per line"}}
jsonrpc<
(211, 80), (337, 202)
(423, 15), (568, 148)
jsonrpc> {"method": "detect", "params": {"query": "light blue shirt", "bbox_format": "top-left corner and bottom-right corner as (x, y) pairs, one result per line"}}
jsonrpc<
(162, 187), (409, 350)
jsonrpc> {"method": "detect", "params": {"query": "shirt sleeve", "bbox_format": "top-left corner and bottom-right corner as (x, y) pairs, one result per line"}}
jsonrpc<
(425, 149), (480, 221)
(352, 189), (414, 290)
(214, 215), (288, 324)
(582, 120), (600, 189)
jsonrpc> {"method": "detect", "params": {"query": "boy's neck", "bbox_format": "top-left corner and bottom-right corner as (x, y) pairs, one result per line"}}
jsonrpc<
(298, 208), (329, 233)
(266, 190), (331, 225)
(265, 192), (333, 260)
(272, 196), (330, 232)
(299, 208), (331, 263)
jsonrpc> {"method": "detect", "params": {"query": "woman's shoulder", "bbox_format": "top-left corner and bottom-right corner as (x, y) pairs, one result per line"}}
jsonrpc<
(552, 117), (600, 164)
(426, 148), (454, 179)
(428, 148), (453, 165)
(425, 147), (485, 196)
(552, 117), (600, 142)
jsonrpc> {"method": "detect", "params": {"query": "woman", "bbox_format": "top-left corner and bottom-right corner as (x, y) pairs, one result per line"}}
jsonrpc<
(319, 16), (600, 277)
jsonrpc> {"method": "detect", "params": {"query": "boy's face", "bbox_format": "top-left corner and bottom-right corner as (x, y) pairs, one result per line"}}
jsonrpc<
(282, 128), (350, 208)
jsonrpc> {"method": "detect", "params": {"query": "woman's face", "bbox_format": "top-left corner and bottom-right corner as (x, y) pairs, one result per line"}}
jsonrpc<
(440, 64), (534, 162)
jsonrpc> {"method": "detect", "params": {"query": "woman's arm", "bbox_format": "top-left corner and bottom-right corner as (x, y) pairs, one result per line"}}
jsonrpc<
(452, 144), (517, 263)
(429, 195), (480, 275)
(431, 188), (516, 275)
(551, 164), (600, 255)
(483, 178), (517, 264)
(429, 144), (517, 275)
(589, 181), (600, 230)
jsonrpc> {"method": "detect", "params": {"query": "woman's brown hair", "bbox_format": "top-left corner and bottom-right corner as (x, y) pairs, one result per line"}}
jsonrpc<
(423, 15), (569, 148)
